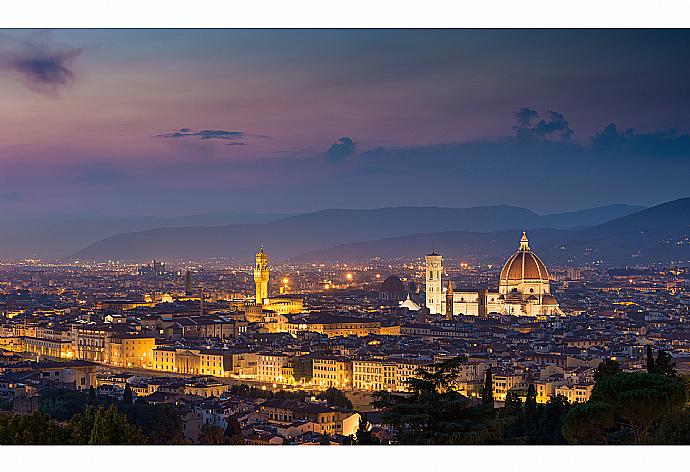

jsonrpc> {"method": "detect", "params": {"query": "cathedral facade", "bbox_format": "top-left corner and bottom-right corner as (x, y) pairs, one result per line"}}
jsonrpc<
(425, 232), (562, 317)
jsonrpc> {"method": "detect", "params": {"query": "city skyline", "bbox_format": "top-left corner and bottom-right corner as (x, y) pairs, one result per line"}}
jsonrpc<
(1, 29), (690, 218)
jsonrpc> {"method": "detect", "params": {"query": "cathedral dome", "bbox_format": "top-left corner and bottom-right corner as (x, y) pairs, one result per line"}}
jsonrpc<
(380, 275), (405, 293)
(499, 231), (549, 283)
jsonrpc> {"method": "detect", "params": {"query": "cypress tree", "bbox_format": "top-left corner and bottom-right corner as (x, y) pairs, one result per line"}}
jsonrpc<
(482, 367), (493, 407)
(123, 383), (133, 405)
(646, 345), (655, 374)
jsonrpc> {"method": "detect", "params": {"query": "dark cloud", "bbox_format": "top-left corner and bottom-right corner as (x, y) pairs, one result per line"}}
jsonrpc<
(324, 137), (356, 163)
(0, 36), (82, 95)
(591, 123), (690, 157)
(514, 108), (574, 142)
(156, 128), (266, 145)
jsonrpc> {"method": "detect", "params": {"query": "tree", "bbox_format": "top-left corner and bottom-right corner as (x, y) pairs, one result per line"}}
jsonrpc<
(70, 405), (146, 445)
(122, 383), (133, 404)
(199, 425), (226, 445)
(654, 350), (676, 378)
(88, 386), (96, 404)
(482, 367), (493, 408)
(224, 415), (245, 445)
(594, 359), (623, 383)
(646, 345), (655, 374)
(353, 414), (380, 445)
(317, 387), (353, 410)
(500, 391), (525, 442)
(561, 373), (686, 444)
(373, 357), (502, 444)
(319, 433), (330, 445)
(123, 402), (184, 444)
(0, 412), (68, 445)
(534, 395), (570, 444)
(524, 384), (538, 441)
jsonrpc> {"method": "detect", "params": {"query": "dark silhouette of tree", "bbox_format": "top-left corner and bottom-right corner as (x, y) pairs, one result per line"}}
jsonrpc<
(562, 373), (686, 444)
(319, 433), (330, 445)
(654, 350), (676, 378)
(317, 387), (353, 410)
(534, 395), (570, 444)
(0, 412), (68, 445)
(482, 367), (493, 408)
(199, 425), (226, 444)
(524, 384), (538, 441)
(501, 391), (524, 442)
(352, 413), (380, 445)
(124, 402), (184, 444)
(69, 405), (145, 445)
(646, 346), (655, 374)
(224, 415), (245, 445)
(88, 386), (96, 404)
(594, 359), (623, 383)
(373, 357), (502, 444)
(122, 383), (133, 404)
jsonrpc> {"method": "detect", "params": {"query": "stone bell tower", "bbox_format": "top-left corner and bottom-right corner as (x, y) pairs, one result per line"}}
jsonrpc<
(254, 245), (270, 305)
(425, 251), (443, 314)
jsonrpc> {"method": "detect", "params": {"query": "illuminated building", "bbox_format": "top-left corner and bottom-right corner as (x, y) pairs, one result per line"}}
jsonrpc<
(312, 356), (352, 388)
(106, 334), (156, 368)
(256, 353), (291, 383)
(425, 252), (443, 314)
(555, 383), (594, 403)
(254, 245), (270, 304)
(286, 313), (381, 338)
(425, 232), (562, 317)
(262, 296), (304, 315)
(151, 347), (230, 377)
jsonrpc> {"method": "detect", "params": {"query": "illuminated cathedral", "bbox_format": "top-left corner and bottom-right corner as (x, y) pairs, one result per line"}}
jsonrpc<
(425, 231), (562, 317)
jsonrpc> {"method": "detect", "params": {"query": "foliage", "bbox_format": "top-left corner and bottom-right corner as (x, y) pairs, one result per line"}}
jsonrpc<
(646, 345), (655, 374)
(225, 415), (245, 445)
(68, 405), (146, 445)
(652, 350), (677, 378)
(37, 387), (183, 444)
(123, 402), (184, 444)
(482, 366), (493, 408)
(562, 372), (687, 444)
(228, 384), (309, 402)
(199, 424), (226, 444)
(0, 412), (69, 445)
(593, 359), (623, 383)
(317, 387), (353, 410)
(373, 357), (503, 444)
(123, 383), (133, 404)
(351, 413), (380, 445)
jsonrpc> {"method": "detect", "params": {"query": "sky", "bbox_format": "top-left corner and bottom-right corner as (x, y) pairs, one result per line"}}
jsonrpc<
(0, 29), (689, 219)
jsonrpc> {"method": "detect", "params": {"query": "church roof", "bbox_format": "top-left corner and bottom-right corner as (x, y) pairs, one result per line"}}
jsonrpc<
(500, 232), (549, 282)
(379, 275), (406, 294)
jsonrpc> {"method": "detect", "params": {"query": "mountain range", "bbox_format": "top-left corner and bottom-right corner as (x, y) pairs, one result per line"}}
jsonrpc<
(295, 199), (690, 266)
(66, 202), (679, 265)
(0, 211), (288, 259)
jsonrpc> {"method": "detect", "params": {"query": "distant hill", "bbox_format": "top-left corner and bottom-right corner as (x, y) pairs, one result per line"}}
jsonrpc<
(0, 211), (288, 259)
(294, 199), (690, 265)
(70, 203), (646, 263)
(548, 197), (690, 265)
(292, 228), (573, 265)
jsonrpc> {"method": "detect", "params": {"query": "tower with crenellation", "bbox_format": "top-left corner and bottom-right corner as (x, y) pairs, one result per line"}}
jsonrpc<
(254, 245), (270, 305)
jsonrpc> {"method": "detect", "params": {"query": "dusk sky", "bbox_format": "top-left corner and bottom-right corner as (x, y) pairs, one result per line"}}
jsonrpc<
(1, 29), (690, 218)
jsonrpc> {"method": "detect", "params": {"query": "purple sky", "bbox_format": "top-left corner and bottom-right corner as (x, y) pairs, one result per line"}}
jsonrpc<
(1, 29), (689, 218)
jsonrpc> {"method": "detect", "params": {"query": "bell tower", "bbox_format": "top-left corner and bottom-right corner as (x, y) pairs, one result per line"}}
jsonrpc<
(425, 251), (443, 314)
(254, 245), (270, 305)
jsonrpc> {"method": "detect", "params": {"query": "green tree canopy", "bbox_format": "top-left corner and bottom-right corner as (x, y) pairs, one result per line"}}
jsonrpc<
(562, 373), (687, 444)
